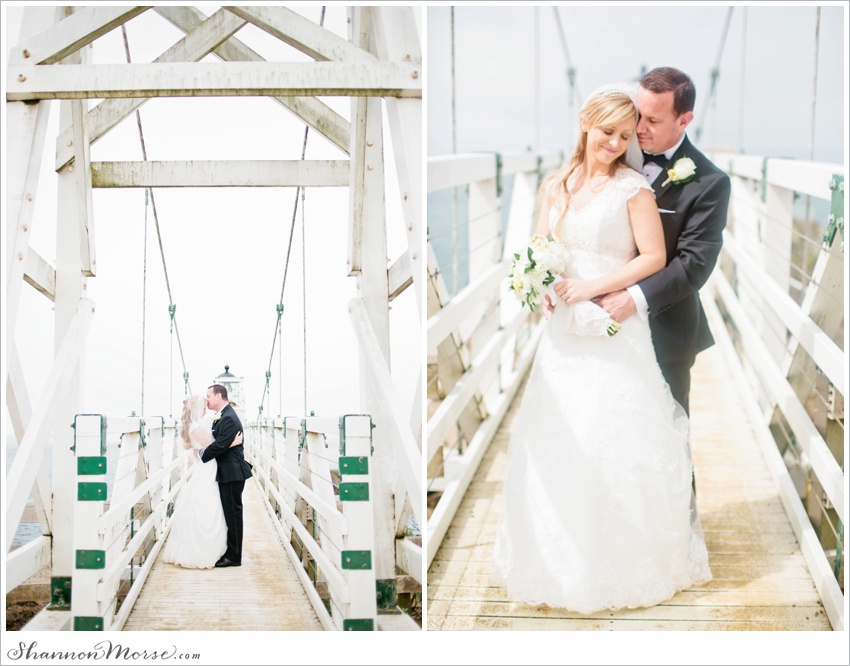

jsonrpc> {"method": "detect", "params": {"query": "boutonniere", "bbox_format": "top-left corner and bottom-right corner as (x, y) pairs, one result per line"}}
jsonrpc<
(213, 412), (222, 422)
(661, 157), (696, 186)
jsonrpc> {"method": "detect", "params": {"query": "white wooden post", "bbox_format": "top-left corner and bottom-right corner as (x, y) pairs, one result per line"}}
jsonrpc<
(70, 414), (108, 630)
(52, 13), (89, 599)
(281, 417), (301, 541)
(337, 415), (378, 630)
(145, 418), (165, 540)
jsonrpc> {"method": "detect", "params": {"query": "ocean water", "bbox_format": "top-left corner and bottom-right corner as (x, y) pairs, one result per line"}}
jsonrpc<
(8, 436), (123, 546)
(427, 173), (516, 296)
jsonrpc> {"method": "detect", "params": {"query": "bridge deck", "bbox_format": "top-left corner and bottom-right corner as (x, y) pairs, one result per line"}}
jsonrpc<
(427, 343), (832, 631)
(124, 478), (322, 631)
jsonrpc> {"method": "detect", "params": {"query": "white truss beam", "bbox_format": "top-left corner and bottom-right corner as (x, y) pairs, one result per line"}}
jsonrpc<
(8, 62), (421, 100)
(90, 160), (350, 188)
(71, 100), (95, 276)
(55, 8), (248, 171)
(155, 5), (350, 156)
(6, 299), (95, 552)
(24, 249), (56, 301)
(224, 6), (376, 63)
(7, 6), (151, 65)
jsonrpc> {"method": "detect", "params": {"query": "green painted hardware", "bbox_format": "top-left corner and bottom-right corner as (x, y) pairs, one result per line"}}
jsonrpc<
(72, 414), (107, 455)
(139, 419), (146, 448)
(78, 482), (107, 501)
(834, 517), (843, 581)
(376, 578), (398, 611)
(167, 501), (174, 518)
(495, 151), (503, 198)
(536, 154), (544, 190)
(74, 616), (103, 631)
(339, 482), (369, 501)
(300, 419), (307, 450)
(77, 456), (107, 475)
(339, 456), (368, 475)
(76, 550), (106, 569)
(338, 414), (373, 456)
(341, 550), (372, 570)
(824, 175), (845, 251)
(48, 577), (71, 610)
(183, 371), (189, 396)
(343, 619), (374, 631)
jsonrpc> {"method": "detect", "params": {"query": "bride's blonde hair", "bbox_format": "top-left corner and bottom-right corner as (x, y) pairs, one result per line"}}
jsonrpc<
(180, 394), (205, 449)
(542, 91), (637, 239)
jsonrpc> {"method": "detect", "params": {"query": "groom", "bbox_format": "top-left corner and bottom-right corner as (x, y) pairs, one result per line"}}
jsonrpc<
(596, 67), (731, 416)
(202, 384), (253, 567)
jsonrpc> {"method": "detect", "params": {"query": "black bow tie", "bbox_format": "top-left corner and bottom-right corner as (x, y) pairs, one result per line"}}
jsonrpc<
(643, 152), (668, 167)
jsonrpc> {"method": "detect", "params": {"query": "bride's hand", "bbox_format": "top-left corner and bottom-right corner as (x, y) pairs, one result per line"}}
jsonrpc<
(557, 278), (598, 304)
(230, 431), (243, 448)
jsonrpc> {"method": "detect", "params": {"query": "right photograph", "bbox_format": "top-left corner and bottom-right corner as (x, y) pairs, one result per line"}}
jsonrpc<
(425, 5), (845, 632)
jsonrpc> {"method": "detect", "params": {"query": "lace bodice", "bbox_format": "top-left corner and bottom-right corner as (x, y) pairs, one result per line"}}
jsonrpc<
(549, 167), (653, 281)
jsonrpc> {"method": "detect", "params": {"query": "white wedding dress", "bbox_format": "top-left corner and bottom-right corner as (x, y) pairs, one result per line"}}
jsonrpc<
(491, 167), (711, 612)
(162, 419), (227, 569)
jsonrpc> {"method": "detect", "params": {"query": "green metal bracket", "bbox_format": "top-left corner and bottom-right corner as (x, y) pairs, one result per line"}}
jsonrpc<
(495, 152), (503, 198)
(339, 482), (369, 502)
(342, 619), (374, 631)
(139, 419), (146, 448)
(74, 616), (104, 631)
(338, 414), (373, 456)
(341, 550), (372, 570)
(48, 577), (71, 610)
(834, 517), (843, 581)
(72, 414), (107, 455)
(376, 578), (398, 611)
(299, 419), (307, 450)
(823, 175), (845, 251)
(76, 550), (106, 569)
(339, 456), (368, 475)
(77, 482), (107, 501)
(77, 457), (107, 476)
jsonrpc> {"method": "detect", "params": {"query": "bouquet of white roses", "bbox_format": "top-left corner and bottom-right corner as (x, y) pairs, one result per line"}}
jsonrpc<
(508, 235), (568, 311)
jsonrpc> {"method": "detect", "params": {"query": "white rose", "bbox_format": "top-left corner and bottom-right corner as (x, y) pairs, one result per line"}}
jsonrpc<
(671, 157), (696, 179)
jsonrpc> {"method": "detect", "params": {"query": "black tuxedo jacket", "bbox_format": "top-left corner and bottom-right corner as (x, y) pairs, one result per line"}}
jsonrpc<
(637, 135), (730, 365)
(200, 403), (253, 483)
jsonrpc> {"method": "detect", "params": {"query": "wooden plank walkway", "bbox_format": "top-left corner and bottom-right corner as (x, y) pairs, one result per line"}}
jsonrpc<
(124, 478), (322, 631)
(427, 343), (832, 631)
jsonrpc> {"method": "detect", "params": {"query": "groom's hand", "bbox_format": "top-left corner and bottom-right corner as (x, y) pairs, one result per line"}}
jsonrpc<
(596, 289), (636, 323)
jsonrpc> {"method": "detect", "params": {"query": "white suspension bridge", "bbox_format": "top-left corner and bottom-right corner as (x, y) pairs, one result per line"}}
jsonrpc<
(425, 6), (844, 631)
(5, 5), (422, 632)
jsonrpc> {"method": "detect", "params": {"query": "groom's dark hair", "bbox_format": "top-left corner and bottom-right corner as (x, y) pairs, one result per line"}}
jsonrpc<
(640, 67), (696, 117)
(209, 384), (228, 401)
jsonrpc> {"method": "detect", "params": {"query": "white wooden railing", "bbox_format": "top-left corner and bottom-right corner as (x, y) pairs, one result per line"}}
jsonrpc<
(425, 150), (561, 566)
(69, 414), (190, 631)
(705, 152), (845, 631)
(244, 415), (379, 630)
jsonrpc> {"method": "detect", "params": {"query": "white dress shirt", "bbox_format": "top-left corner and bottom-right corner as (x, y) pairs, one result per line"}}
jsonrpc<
(626, 133), (687, 320)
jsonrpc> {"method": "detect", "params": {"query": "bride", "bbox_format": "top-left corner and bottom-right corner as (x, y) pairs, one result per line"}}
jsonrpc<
(491, 84), (711, 612)
(162, 394), (242, 569)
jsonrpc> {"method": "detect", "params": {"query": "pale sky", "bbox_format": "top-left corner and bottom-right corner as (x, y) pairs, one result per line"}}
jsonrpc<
(3, 6), (422, 438)
(428, 5), (846, 164)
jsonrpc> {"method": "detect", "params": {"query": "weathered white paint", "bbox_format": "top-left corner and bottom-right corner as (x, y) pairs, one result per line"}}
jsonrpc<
(155, 5), (351, 156)
(6, 536), (51, 594)
(711, 152), (844, 201)
(348, 298), (422, 528)
(23, 249), (56, 301)
(7, 61), (422, 100)
(54, 8), (248, 170)
(70, 99), (95, 276)
(387, 252), (413, 302)
(91, 160), (350, 188)
(8, 6), (151, 65)
(395, 537), (422, 586)
(225, 6), (376, 63)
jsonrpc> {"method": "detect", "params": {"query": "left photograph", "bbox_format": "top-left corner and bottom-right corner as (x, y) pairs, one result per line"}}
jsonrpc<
(4, 5), (422, 633)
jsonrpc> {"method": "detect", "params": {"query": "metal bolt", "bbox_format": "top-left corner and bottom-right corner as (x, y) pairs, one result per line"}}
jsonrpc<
(23, 49), (31, 58)
(68, 165), (74, 173)
(18, 252), (23, 261)
(17, 74), (26, 82)
(412, 253), (417, 260)
(23, 225), (28, 232)
(403, 192), (408, 200)
(27, 194), (33, 202)
(408, 225), (413, 231)
(67, 140), (73, 147)
(829, 179), (836, 190)
(367, 164), (374, 170)
(412, 70), (419, 79)
(366, 140), (373, 147)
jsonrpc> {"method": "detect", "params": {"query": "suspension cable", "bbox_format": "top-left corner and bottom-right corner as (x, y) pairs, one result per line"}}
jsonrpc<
(257, 6), (326, 420)
(302, 188), (307, 416)
(121, 25), (192, 400)
(141, 187), (148, 415)
(694, 6), (734, 145)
